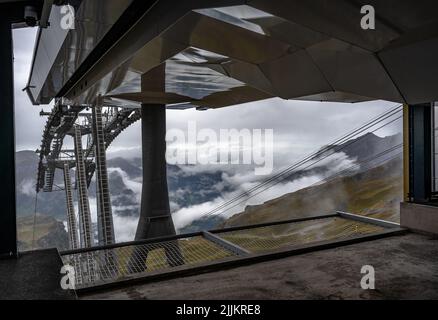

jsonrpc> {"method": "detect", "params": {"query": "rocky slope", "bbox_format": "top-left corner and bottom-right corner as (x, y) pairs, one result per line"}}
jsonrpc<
(223, 156), (402, 227)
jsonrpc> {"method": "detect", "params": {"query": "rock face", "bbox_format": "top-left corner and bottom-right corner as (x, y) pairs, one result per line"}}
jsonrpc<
(16, 214), (69, 251)
(37, 220), (70, 251)
(179, 215), (226, 234)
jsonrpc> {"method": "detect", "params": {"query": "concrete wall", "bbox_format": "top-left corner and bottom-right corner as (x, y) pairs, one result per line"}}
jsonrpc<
(400, 202), (438, 235)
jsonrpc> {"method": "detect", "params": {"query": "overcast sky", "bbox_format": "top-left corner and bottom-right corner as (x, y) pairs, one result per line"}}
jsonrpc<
(13, 28), (401, 157)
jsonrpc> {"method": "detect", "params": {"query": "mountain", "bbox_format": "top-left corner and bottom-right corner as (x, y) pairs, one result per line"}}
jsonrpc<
(14, 132), (402, 249)
(222, 156), (402, 227)
(186, 133), (403, 229)
(14, 153), (230, 218)
(179, 215), (226, 234)
(14, 150), (232, 247)
(17, 214), (69, 251)
(325, 132), (402, 160)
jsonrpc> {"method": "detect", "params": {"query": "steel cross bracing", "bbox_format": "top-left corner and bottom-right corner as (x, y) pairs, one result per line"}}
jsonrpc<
(36, 103), (141, 193)
(36, 103), (82, 193)
(83, 106), (141, 187)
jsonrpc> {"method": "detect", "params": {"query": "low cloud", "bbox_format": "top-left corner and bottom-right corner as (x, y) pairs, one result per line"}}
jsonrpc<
(171, 151), (356, 231)
(107, 146), (142, 160)
(113, 214), (139, 243)
(108, 167), (142, 203)
(18, 179), (36, 197)
(72, 195), (139, 243)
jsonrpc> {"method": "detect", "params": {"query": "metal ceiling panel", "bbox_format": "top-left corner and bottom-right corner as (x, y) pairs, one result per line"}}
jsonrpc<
(306, 39), (403, 102)
(259, 49), (333, 99)
(379, 36), (438, 104)
(27, 0), (134, 104)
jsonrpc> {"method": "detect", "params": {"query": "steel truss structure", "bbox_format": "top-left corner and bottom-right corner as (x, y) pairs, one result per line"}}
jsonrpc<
(36, 99), (141, 249)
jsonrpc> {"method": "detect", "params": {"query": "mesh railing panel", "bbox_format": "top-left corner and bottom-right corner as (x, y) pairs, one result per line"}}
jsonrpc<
(61, 215), (391, 290)
(218, 217), (384, 253)
(61, 236), (236, 289)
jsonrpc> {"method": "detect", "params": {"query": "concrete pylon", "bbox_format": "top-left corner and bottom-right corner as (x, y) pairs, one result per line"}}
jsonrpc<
(130, 103), (184, 271)
(136, 65), (179, 240)
(135, 104), (177, 239)
(130, 65), (184, 271)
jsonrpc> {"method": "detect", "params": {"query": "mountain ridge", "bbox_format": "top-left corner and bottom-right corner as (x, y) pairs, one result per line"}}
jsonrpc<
(14, 132), (402, 248)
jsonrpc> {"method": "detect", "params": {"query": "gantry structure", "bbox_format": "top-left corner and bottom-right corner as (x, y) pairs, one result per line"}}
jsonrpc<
(36, 99), (141, 248)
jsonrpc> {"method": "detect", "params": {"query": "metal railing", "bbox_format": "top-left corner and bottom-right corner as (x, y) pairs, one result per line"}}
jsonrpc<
(62, 235), (235, 288)
(60, 211), (406, 293)
(218, 216), (383, 253)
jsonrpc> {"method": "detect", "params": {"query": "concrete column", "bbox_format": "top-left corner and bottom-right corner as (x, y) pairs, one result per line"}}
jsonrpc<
(0, 17), (17, 258)
(129, 65), (184, 271)
(135, 104), (177, 240)
(135, 64), (179, 240)
(129, 103), (184, 271)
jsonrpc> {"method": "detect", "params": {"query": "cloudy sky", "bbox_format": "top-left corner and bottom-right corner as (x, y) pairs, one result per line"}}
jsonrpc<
(13, 28), (402, 239)
(13, 28), (401, 154)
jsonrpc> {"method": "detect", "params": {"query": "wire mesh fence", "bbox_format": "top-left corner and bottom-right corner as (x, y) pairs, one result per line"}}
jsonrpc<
(217, 217), (384, 253)
(61, 215), (389, 290)
(61, 236), (236, 289)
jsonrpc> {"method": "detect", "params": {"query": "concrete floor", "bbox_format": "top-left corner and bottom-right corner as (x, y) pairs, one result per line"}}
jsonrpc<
(0, 249), (76, 300)
(83, 233), (438, 300)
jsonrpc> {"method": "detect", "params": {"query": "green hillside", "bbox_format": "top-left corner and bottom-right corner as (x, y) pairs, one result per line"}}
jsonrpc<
(223, 156), (402, 228)
(17, 214), (69, 251)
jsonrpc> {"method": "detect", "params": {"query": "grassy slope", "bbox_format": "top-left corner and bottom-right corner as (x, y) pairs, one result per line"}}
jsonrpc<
(223, 157), (402, 228)
(17, 214), (69, 251)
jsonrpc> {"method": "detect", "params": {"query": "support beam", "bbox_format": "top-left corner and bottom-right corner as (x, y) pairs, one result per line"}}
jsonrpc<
(0, 17), (17, 258)
(202, 231), (250, 256)
(403, 105), (410, 202)
(136, 64), (179, 240)
(336, 211), (400, 229)
(63, 164), (79, 250)
(407, 103), (433, 202)
(74, 126), (93, 248)
(129, 99), (184, 271)
(92, 99), (115, 245)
